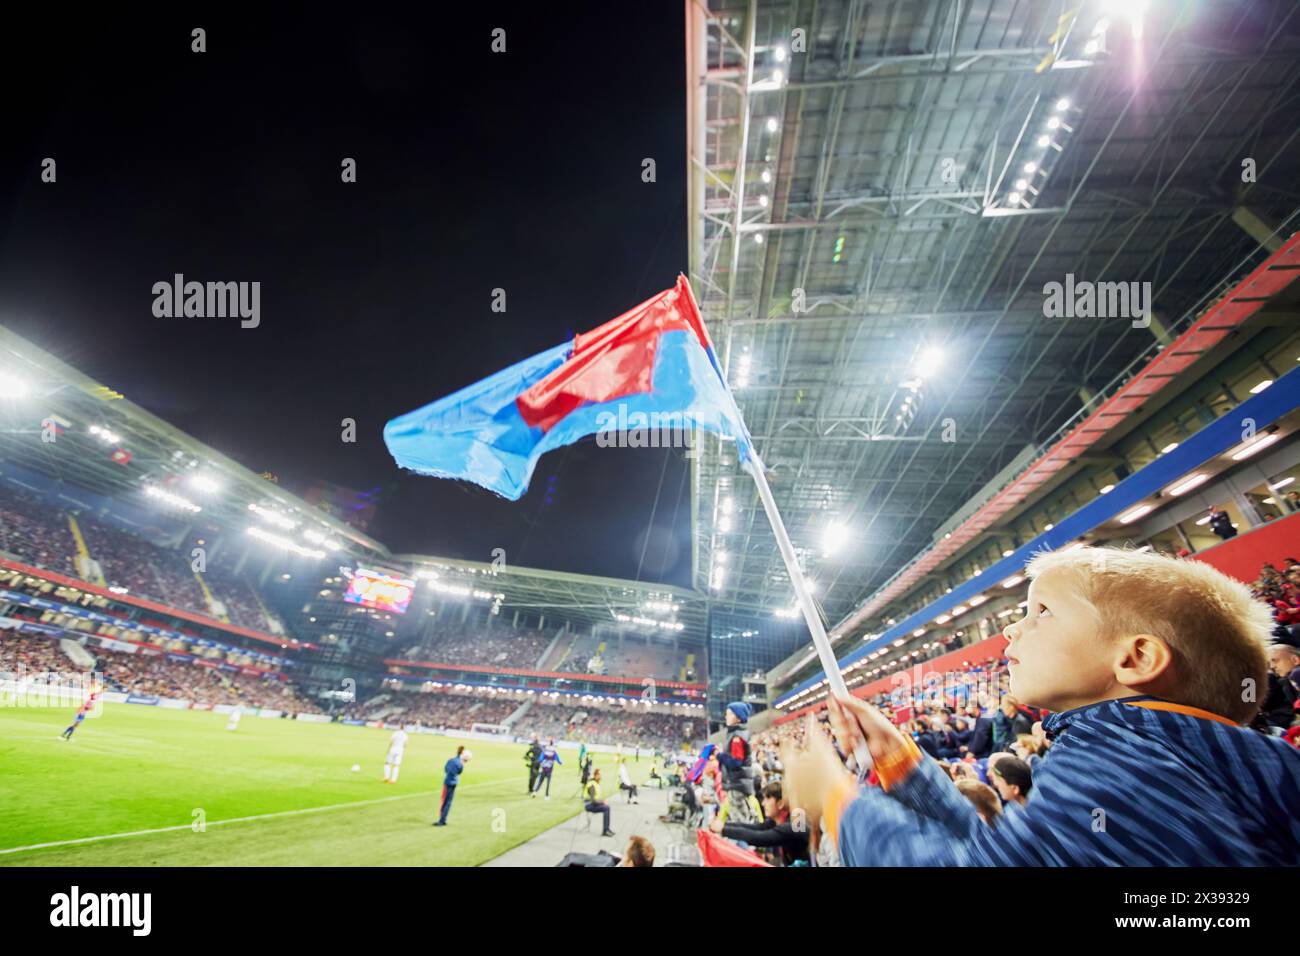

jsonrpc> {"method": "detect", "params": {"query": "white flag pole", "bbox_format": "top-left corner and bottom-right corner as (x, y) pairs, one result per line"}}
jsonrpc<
(682, 272), (866, 764)
(743, 456), (848, 701)
(743, 455), (869, 769)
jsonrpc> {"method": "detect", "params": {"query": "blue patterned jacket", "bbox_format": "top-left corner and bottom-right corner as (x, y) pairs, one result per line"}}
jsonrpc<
(837, 697), (1300, 865)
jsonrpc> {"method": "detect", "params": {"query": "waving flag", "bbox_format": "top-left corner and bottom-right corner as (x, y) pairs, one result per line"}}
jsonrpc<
(697, 829), (772, 868)
(685, 743), (716, 784)
(383, 276), (753, 500)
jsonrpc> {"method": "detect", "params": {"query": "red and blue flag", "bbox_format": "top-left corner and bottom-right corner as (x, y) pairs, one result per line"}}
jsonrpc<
(383, 276), (754, 499)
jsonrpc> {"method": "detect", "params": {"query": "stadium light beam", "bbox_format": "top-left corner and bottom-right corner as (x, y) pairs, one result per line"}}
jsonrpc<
(248, 503), (298, 530)
(248, 526), (325, 558)
(144, 484), (201, 513)
(189, 474), (221, 494)
(0, 374), (30, 399)
(823, 519), (848, 556)
(913, 346), (944, 380)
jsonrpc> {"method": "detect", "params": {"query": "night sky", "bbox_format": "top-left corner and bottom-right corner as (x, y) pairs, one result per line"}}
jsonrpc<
(0, 4), (694, 585)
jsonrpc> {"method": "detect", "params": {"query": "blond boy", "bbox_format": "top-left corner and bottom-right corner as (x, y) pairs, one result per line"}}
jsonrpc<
(782, 547), (1300, 865)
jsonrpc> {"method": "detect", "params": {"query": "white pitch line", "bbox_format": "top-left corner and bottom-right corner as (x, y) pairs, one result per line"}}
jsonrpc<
(0, 791), (431, 857)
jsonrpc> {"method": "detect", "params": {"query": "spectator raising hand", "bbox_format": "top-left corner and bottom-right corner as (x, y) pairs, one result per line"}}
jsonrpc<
(827, 693), (911, 765)
(783, 694), (934, 830)
(778, 714), (850, 829)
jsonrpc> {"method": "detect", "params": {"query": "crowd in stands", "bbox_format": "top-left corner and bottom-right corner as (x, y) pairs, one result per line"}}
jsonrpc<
(526, 700), (697, 751)
(1251, 557), (1300, 643)
(0, 484), (282, 634)
(595, 641), (692, 681)
(0, 485), (77, 576)
(1249, 558), (1300, 733)
(403, 626), (549, 669)
(552, 631), (599, 673)
(377, 689), (519, 730)
(0, 630), (74, 682)
(0, 631), (307, 712)
(79, 514), (207, 611)
(98, 653), (306, 711)
(343, 680), (699, 751)
(0, 566), (284, 671)
(399, 623), (699, 686)
(197, 561), (273, 633)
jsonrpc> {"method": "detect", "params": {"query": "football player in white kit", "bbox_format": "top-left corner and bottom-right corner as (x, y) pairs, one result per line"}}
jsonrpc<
(226, 706), (243, 732)
(383, 727), (409, 783)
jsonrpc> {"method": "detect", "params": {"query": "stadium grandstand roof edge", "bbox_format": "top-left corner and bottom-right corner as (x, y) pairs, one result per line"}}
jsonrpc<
(391, 552), (709, 635)
(0, 324), (387, 555)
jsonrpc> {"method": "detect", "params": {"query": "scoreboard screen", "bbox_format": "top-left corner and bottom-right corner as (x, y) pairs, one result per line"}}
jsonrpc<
(343, 568), (415, 615)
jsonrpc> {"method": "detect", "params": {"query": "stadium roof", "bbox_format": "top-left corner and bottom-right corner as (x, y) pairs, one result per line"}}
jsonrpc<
(0, 325), (390, 556)
(392, 553), (708, 636)
(686, 0), (1300, 627)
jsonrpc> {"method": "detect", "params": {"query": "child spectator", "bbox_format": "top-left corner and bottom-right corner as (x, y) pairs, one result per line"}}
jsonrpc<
(716, 701), (762, 823)
(954, 779), (1002, 827)
(780, 546), (1300, 865)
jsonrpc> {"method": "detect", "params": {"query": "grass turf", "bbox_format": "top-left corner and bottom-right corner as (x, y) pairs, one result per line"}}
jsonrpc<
(0, 703), (656, 866)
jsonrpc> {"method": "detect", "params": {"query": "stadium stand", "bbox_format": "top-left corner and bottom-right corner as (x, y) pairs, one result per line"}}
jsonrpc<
(98, 653), (306, 712)
(340, 681), (701, 750)
(398, 625), (698, 685)
(0, 488), (285, 636)
(552, 630), (600, 674)
(0, 565), (282, 665)
(402, 626), (549, 669)
(195, 559), (278, 633)
(596, 640), (689, 681)
(0, 485), (78, 576)
(371, 688), (519, 730)
(0, 630), (307, 711)
(1251, 557), (1300, 645)
(524, 699), (697, 751)
(77, 514), (207, 611)
(0, 630), (76, 681)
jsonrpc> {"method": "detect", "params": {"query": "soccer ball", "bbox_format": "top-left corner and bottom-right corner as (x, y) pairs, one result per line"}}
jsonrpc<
(351, 764), (361, 773)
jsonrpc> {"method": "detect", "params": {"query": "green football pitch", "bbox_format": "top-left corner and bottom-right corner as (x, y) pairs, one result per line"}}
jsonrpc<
(0, 703), (656, 866)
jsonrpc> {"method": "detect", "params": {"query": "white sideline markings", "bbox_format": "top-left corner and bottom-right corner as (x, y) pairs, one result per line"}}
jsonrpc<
(0, 792), (429, 857)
